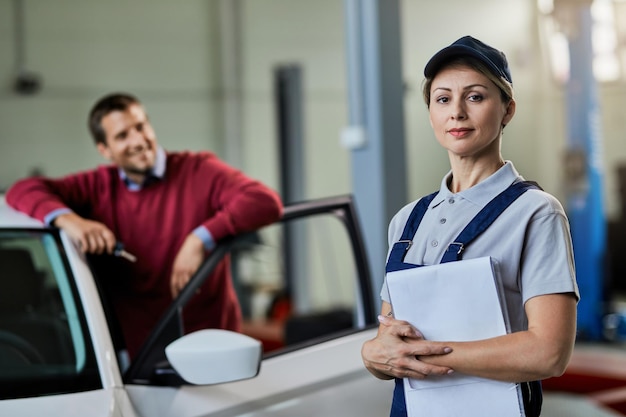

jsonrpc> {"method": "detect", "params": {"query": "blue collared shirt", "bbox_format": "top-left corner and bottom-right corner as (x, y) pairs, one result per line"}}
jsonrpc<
(119, 146), (167, 190)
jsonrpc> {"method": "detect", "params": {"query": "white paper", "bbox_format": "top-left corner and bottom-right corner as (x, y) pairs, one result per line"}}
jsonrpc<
(387, 256), (523, 416)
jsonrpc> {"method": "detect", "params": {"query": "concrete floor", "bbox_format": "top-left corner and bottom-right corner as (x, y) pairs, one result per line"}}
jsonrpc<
(543, 392), (624, 416)
(542, 341), (626, 416)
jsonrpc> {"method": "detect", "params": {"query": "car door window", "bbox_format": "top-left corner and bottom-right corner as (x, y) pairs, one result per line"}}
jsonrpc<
(235, 211), (367, 352)
(220, 196), (376, 355)
(0, 230), (100, 399)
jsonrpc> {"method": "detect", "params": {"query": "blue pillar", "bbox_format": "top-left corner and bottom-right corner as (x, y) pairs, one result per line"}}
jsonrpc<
(563, 5), (606, 340)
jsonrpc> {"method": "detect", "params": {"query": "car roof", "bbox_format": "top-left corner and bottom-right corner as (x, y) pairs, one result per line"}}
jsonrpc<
(0, 195), (45, 228)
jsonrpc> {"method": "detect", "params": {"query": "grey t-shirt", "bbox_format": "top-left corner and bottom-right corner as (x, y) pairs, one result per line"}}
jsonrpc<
(381, 162), (579, 333)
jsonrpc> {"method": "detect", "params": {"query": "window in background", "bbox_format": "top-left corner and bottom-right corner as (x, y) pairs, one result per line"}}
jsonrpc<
(538, 0), (622, 83)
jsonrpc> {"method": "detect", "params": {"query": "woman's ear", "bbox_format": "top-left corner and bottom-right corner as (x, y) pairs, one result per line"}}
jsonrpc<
(502, 99), (516, 127)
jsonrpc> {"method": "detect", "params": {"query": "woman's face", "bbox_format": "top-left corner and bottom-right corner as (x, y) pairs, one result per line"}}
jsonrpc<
(428, 65), (515, 161)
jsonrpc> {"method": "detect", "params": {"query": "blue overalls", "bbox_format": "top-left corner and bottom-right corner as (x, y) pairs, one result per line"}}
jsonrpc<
(386, 181), (542, 417)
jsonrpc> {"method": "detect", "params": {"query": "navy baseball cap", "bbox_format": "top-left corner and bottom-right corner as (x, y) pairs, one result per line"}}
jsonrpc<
(424, 36), (512, 84)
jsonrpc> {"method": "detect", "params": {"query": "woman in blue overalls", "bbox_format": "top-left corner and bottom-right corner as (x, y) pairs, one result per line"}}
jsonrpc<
(361, 36), (579, 416)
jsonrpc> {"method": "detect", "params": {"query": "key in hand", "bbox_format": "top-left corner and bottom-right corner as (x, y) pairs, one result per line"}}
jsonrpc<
(114, 242), (137, 262)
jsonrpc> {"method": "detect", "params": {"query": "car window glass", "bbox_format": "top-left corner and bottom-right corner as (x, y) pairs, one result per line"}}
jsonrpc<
(0, 230), (100, 399)
(234, 212), (362, 353)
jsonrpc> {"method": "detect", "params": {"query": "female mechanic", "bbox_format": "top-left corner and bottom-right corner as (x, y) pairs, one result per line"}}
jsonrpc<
(361, 36), (579, 417)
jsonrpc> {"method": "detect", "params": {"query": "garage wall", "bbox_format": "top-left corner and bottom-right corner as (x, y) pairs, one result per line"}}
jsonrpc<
(1, 0), (625, 220)
(0, 0), (223, 188)
(238, 0), (349, 199)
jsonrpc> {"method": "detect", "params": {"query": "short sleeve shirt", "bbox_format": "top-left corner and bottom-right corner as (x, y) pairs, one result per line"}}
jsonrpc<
(380, 162), (579, 332)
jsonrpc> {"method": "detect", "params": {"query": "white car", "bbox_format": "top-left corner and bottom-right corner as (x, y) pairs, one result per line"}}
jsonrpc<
(0, 195), (391, 416)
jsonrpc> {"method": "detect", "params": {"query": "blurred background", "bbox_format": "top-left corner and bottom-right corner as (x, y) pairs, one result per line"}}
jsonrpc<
(2, 0), (626, 346)
(4, 0), (626, 413)
(1, 0), (604, 203)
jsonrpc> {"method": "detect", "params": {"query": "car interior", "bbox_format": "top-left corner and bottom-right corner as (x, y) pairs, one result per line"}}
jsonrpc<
(0, 247), (74, 366)
(0, 231), (101, 399)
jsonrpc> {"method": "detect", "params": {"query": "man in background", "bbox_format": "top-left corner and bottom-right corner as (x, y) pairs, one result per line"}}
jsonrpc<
(7, 92), (283, 359)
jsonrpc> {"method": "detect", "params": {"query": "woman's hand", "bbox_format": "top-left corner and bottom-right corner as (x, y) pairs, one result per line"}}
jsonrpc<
(361, 313), (454, 380)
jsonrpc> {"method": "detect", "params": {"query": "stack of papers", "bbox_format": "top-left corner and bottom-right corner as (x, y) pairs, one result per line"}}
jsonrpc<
(387, 256), (524, 416)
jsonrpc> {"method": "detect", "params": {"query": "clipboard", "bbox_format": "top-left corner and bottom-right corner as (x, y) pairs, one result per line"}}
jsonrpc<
(386, 256), (524, 416)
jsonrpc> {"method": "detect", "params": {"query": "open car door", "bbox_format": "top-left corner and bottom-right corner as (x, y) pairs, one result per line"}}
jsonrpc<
(93, 195), (390, 417)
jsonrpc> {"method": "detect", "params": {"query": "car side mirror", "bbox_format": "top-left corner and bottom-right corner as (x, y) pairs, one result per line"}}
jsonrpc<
(165, 329), (262, 385)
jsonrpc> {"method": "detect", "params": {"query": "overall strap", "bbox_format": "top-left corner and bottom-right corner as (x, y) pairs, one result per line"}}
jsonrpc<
(440, 181), (539, 263)
(385, 191), (438, 273)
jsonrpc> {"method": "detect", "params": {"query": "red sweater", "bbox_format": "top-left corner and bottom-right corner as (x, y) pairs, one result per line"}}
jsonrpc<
(6, 151), (283, 358)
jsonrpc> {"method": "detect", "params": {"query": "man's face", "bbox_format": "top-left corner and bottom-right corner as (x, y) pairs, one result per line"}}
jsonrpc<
(97, 103), (158, 184)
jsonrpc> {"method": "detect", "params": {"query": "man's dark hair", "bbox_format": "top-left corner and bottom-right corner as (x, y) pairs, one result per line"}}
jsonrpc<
(88, 93), (141, 145)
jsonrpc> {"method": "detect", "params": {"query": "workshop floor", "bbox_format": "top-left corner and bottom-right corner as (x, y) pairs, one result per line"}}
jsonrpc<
(542, 341), (626, 416)
(543, 392), (624, 416)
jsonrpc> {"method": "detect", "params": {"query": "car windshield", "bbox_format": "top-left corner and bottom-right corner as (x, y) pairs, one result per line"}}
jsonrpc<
(0, 229), (101, 399)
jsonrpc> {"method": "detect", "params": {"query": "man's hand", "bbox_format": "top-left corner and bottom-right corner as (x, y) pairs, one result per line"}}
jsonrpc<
(53, 212), (116, 254)
(361, 314), (454, 380)
(170, 234), (205, 298)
